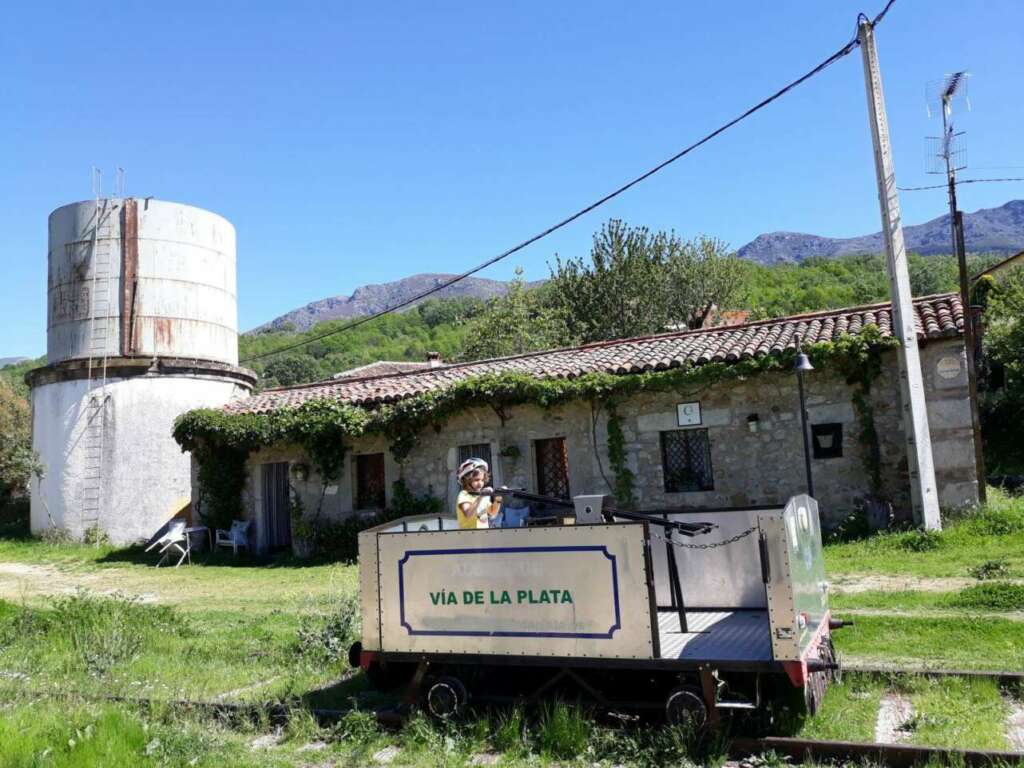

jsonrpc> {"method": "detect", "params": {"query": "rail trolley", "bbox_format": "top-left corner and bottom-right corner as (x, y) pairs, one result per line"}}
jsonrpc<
(349, 492), (843, 725)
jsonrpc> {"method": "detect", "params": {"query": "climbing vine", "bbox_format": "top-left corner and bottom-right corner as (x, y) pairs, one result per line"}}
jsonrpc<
(174, 326), (899, 520)
(605, 405), (636, 508)
(826, 329), (892, 496)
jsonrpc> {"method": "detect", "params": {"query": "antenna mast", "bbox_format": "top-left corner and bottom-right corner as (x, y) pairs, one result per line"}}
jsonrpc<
(927, 72), (986, 503)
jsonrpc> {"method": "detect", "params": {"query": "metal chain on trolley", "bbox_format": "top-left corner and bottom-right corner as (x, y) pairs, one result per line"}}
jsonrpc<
(650, 525), (759, 550)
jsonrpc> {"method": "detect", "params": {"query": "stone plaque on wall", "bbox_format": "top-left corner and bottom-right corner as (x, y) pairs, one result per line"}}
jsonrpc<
(676, 402), (702, 427)
(936, 356), (962, 380)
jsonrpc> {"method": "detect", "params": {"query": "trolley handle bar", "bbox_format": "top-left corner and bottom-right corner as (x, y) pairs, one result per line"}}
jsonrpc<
(478, 487), (717, 537)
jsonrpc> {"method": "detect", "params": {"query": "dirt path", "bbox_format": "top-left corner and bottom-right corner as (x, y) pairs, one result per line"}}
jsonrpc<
(0, 562), (159, 603)
(839, 606), (1024, 622)
(831, 574), (978, 593)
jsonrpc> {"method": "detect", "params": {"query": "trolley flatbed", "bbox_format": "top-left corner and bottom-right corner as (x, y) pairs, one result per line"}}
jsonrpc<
(657, 609), (772, 663)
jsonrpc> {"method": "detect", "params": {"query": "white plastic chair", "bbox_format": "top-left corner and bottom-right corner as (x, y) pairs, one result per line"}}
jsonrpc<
(145, 519), (190, 568)
(215, 519), (251, 555)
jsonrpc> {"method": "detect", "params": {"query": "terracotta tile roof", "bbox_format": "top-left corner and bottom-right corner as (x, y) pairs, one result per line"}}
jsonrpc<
(227, 293), (963, 415)
(331, 360), (433, 379)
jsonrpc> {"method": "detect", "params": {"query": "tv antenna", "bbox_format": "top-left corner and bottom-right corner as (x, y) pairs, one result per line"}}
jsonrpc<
(926, 72), (969, 177)
(925, 70), (985, 502)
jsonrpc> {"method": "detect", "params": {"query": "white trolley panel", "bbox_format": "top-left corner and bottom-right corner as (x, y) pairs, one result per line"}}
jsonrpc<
(374, 523), (656, 659)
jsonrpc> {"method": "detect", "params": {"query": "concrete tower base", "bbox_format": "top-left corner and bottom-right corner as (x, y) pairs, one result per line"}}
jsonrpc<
(28, 358), (254, 545)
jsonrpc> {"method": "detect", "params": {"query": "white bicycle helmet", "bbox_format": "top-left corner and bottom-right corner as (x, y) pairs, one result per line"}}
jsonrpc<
(457, 457), (489, 481)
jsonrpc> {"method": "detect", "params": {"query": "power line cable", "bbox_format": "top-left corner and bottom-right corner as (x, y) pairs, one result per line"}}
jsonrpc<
(243, 4), (894, 365)
(897, 177), (1024, 192)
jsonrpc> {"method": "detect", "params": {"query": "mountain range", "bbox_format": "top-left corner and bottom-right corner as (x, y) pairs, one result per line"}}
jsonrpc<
(251, 274), (523, 333)
(737, 199), (1024, 264)
(252, 200), (1024, 332)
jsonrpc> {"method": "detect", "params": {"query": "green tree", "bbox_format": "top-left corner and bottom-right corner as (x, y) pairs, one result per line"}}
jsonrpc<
(261, 355), (323, 387)
(980, 266), (1024, 473)
(985, 267), (1024, 393)
(417, 297), (485, 328)
(0, 356), (46, 399)
(0, 378), (40, 506)
(547, 220), (746, 343)
(459, 268), (566, 360)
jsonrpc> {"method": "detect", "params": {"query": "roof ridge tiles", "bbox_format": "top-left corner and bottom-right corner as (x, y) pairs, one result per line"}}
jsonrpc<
(225, 293), (963, 414)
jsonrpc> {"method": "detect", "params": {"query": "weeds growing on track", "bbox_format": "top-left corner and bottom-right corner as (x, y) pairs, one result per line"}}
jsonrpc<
(949, 582), (1024, 611)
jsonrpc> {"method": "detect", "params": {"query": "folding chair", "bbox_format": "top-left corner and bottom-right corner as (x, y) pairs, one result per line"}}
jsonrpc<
(145, 519), (191, 568)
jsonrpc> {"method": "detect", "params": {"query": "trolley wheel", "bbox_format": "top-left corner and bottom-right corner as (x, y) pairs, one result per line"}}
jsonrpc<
(665, 685), (708, 728)
(822, 636), (842, 684)
(424, 676), (468, 720)
(804, 670), (827, 716)
(348, 642), (362, 669)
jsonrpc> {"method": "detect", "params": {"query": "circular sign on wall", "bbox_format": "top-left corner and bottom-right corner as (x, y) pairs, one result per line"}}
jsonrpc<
(936, 356), (962, 380)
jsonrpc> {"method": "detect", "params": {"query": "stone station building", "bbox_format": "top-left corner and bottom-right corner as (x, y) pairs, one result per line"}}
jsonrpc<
(215, 293), (978, 553)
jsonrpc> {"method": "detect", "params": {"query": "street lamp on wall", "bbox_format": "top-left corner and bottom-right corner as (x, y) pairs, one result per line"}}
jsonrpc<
(794, 333), (815, 499)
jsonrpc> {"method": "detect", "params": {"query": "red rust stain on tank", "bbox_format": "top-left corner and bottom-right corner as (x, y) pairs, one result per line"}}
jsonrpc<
(154, 317), (174, 350)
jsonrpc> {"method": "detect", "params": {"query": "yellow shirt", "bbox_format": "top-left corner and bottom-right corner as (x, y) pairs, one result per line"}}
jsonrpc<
(456, 490), (491, 529)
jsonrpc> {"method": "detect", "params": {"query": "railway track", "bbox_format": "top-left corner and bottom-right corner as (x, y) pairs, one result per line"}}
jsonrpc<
(20, 665), (1024, 765)
(730, 736), (1024, 766)
(100, 694), (1024, 765)
(844, 663), (1024, 686)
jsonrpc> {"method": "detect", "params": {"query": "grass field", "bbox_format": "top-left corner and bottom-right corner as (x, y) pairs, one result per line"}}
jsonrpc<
(1, 489), (1022, 764)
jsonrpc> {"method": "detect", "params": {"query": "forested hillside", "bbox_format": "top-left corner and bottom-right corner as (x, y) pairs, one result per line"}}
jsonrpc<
(239, 297), (486, 387)
(238, 251), (1000, 388)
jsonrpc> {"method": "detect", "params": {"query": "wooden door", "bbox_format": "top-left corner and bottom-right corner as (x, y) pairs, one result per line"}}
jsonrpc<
(355, 453), (386, 510)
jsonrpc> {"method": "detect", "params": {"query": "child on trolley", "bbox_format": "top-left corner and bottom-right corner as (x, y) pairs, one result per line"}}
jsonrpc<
(455, 458), (503, 529)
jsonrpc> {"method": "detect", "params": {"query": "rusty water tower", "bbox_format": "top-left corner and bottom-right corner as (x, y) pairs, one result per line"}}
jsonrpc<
(28, 198), (255, 544)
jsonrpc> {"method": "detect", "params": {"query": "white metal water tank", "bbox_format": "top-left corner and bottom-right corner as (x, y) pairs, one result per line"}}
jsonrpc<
(30, 197), (254, 545)
(47, 198), (238, 366)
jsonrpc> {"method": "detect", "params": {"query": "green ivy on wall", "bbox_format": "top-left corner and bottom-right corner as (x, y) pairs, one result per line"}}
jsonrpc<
(174, 326), (898, 522)
(605, 406), (636, 508)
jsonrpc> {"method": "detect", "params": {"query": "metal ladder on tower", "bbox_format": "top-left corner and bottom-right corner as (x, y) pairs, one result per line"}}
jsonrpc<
(79, 198), (115, 542)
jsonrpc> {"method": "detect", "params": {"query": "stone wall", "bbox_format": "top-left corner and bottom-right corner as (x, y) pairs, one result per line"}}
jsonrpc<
(233, 337), (978, 549)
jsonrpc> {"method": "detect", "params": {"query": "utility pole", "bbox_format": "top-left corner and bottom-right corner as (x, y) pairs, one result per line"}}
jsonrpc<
(859, 18), (942, 530)
(933, 73), (987, 503)
(955, 210), (986, 502)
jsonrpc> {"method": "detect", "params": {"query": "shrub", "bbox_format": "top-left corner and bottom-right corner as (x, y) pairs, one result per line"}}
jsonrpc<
(0, 497), (29, 539)
(968, 558), (1011, 580)
(296, 591), (361, 665)
(331, 707), (380, 745)
(52, 591), (183, 676)
(535, 701), (591, 760)
(949, 582), (1024, 611)
(825, 501), (872, 544)
(491, 705), (528, 755)
(311, 481), (442, 561)
(587, 721), (718, 768)
(893, 529), (943, 552)
(0, 591), (185, 677)
(963, 504), (1024, 537)
(401, 711), (453, 753)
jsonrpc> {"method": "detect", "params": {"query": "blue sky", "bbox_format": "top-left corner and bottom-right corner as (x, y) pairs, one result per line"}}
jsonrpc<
(3, 0), (1022, 357)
